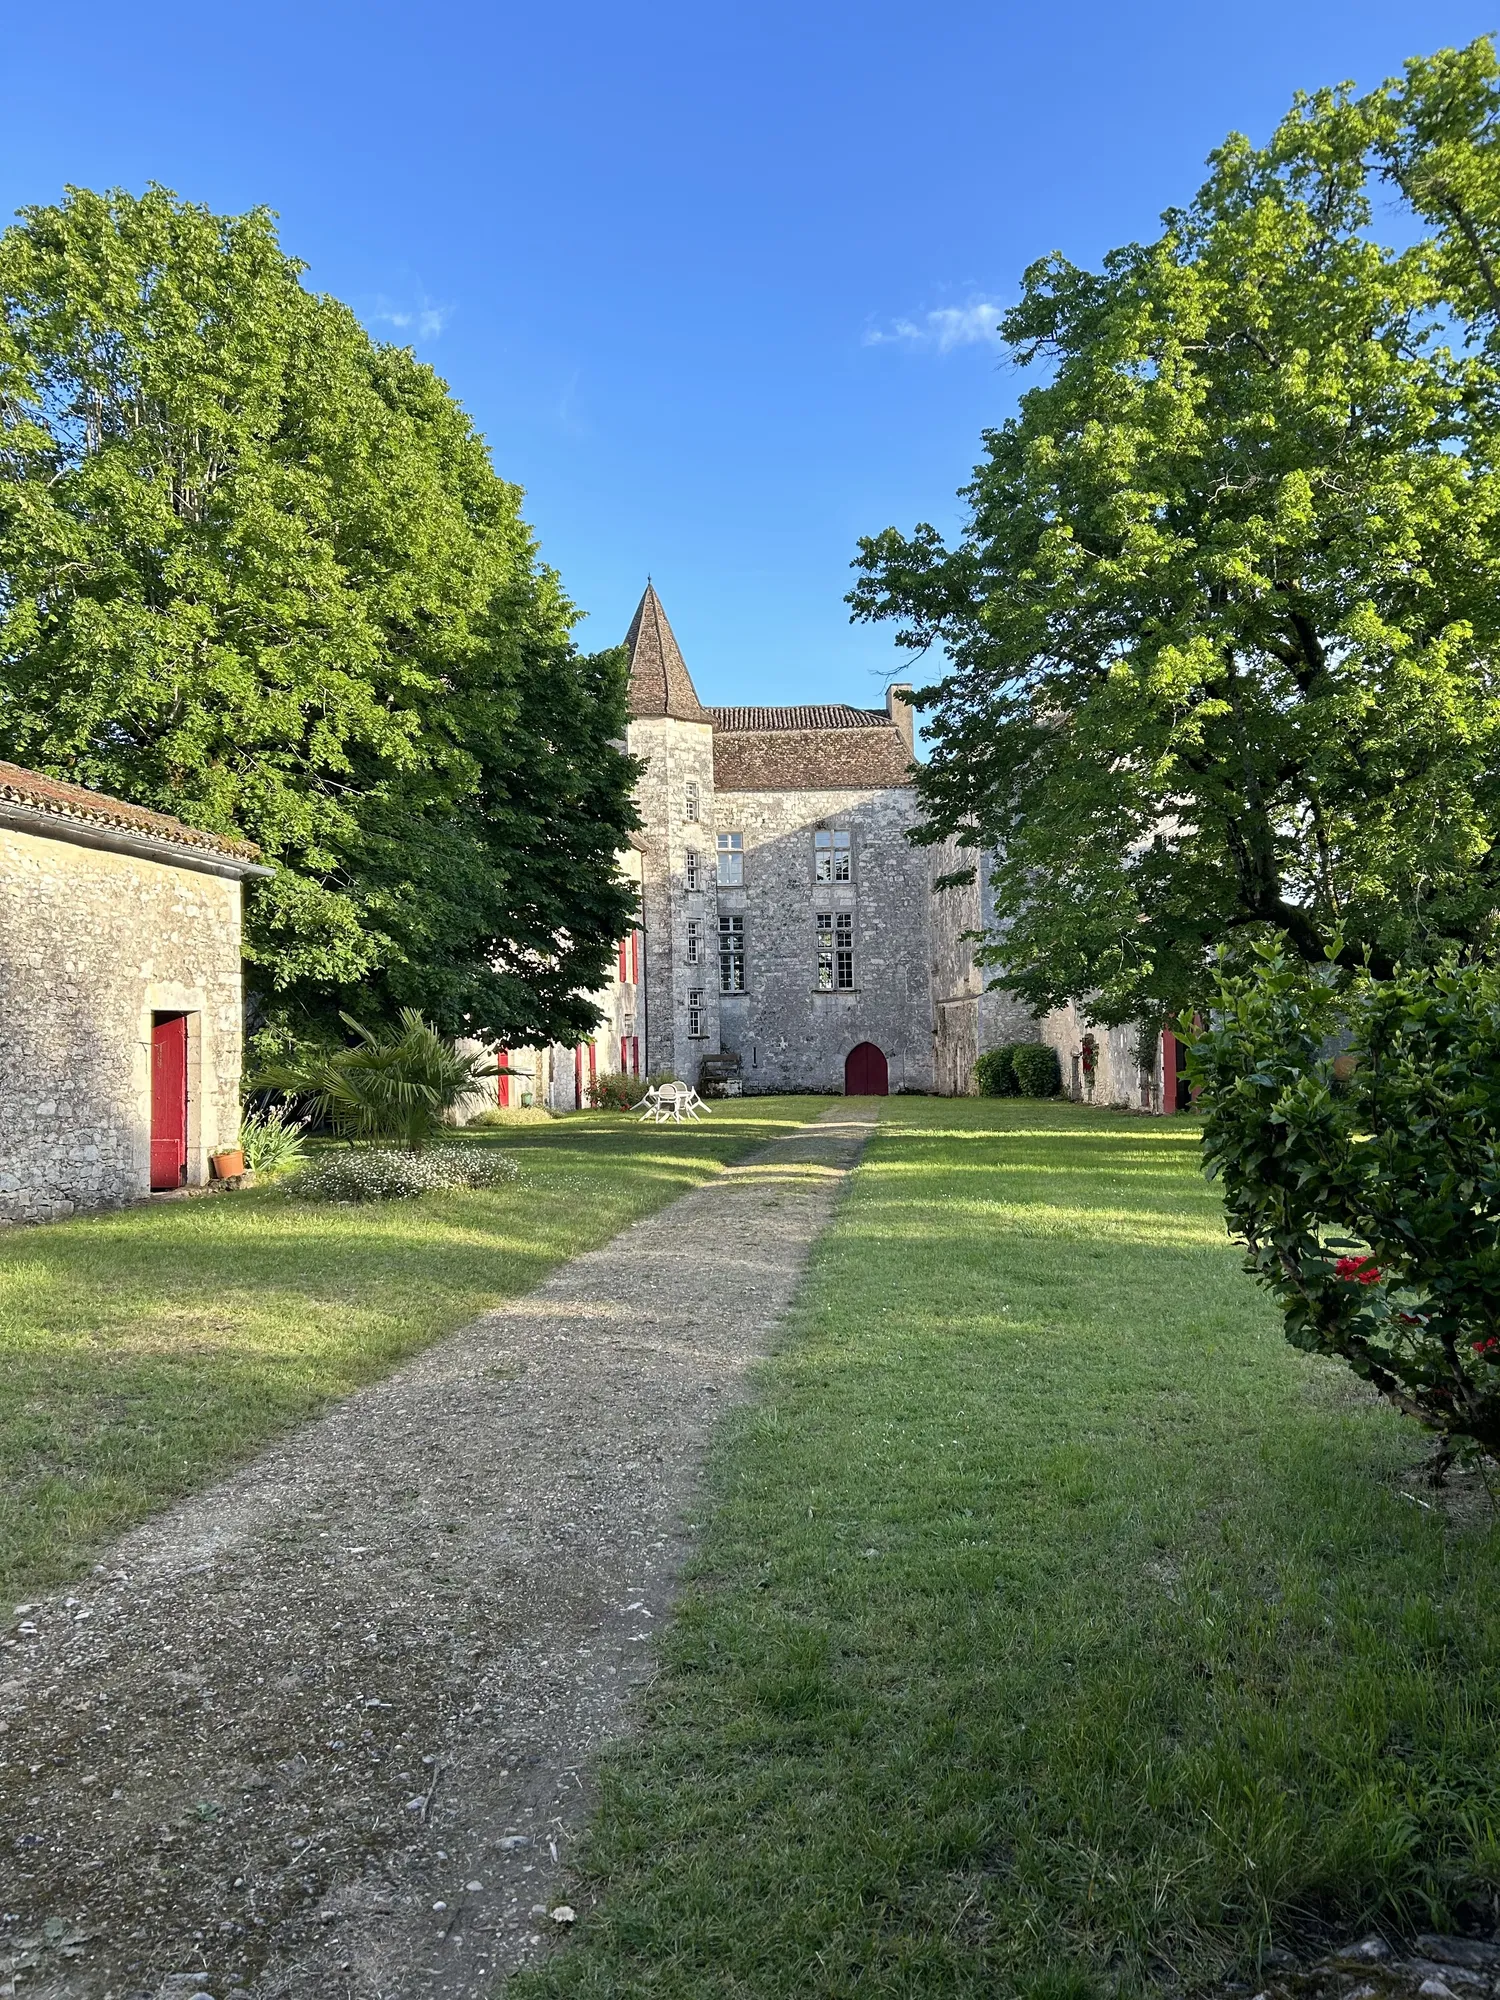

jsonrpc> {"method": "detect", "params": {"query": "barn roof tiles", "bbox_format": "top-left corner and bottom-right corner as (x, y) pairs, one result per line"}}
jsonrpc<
(0, 760), (270, 876)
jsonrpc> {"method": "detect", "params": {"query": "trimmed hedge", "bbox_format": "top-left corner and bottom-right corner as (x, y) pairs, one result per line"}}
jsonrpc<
(974, 1048), (1017, 1096)
(1014, 1042), (1062, 1097)
(975, 1042), (1061, 1099)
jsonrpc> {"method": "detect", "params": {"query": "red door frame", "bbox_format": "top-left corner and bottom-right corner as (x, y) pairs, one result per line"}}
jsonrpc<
(845, 1042), (889, 1096)
(150, 1013), (189, 1190)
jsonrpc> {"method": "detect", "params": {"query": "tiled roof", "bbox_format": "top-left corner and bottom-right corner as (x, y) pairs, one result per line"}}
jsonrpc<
(622, 581), (914, 788)
(708, 705), (893, 731)
(714, 722), (913, 792)
(0, 760), (267, 870)
(624, 584), (707, 721)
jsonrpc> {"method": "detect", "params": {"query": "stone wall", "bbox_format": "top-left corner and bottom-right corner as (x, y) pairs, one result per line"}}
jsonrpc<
(711, 783), (936, 1094)
(628, 715), (721, 1081)
(930, 835), (983, 1097)
(1035, 1001), (1149, 1109)
(0, 824), (244, 1222)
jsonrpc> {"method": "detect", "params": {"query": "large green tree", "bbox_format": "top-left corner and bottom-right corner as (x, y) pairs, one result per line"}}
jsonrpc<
(0, 185), (637, 1050)
(851, 40), (1500, 1024)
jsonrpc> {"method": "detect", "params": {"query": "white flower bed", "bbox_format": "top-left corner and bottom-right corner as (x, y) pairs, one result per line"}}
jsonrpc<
(285, 1146), (519, 1203)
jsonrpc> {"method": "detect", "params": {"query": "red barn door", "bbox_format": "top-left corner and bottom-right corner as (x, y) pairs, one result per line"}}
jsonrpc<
(150, 1014), (189, 1190)
(844, 1042), (889, 1096)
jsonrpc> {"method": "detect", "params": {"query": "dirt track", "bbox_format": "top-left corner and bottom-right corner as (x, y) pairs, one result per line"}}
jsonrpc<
(0, 1102), (877, 2000)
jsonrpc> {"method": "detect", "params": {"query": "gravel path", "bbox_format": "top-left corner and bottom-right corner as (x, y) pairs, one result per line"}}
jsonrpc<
(0, 1101), (878, 2000)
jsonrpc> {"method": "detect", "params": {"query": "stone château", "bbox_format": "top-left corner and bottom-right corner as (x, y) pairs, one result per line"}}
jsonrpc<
(509, 584), (1163, 1108)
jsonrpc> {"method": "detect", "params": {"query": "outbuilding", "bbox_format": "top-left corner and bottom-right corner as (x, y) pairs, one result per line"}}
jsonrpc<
(0, 760), (271, 1223)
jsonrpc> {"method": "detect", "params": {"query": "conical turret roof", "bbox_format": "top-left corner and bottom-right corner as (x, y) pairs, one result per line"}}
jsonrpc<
(624, 583), (706, 721)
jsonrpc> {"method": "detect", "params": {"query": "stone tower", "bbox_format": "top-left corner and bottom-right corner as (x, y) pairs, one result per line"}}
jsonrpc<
(623, 584), (720, 1079)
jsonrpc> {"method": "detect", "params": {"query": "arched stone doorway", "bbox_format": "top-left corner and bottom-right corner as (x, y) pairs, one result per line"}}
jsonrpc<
(845, 1042), (889, 1096)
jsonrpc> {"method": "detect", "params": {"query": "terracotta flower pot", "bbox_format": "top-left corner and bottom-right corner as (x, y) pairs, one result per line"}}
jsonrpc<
(210, 1149), (246, 1180)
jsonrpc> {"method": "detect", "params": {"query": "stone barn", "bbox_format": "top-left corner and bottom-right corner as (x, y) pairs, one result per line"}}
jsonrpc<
(0, 761), (270, 1223)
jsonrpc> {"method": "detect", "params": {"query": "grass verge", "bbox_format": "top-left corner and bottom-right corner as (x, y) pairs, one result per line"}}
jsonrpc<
(514, 1097), (1500, 1999)
(0, 1097), (829, 1598)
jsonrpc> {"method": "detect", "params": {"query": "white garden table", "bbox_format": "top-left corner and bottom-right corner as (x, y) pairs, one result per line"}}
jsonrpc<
(638, 1081), (710, 1123)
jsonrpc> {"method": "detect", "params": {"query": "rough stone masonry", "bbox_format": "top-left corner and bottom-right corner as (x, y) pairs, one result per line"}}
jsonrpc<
(0, 762), (267, 1224)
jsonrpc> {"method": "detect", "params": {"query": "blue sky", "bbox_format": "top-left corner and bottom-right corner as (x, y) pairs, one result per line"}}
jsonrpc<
(0, 1), (1489, 710)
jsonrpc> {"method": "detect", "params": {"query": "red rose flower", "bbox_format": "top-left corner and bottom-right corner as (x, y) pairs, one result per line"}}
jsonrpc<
(1334, 1255), (1382, 1285)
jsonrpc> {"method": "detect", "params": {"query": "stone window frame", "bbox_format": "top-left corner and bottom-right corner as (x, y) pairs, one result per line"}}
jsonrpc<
(718, 913), (745, 994)
(687, 988), (707, 1038)
(685, 848), (702, 893)
(686, 917), (702, 964)
(716, 830), (744, 885)
(685, 779), (701, 823)
(814, 827), (852, 884)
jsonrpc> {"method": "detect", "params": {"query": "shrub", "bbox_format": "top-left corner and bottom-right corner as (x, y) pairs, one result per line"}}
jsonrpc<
(974, 1048), (1018, 1097)
(1012, 1043), (1062, 1098)
(1190, 946), (1500, 1473)
(257, 1010), (499, 1149)
(285, 1145), (519, 1203)
(587, 1069), (647, 1110)
(239, 1104), (307, 1176)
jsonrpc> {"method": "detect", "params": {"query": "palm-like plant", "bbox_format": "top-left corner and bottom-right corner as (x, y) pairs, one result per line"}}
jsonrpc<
(259, 1011), (501, 1151)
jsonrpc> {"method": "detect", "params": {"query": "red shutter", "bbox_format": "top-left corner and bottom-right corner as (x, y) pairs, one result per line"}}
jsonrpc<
(618, 937), (628, 982)
(497, 1047), (509, 1111)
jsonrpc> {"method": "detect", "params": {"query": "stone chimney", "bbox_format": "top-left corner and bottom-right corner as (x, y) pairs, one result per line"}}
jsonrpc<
(886, 683), (915, 754)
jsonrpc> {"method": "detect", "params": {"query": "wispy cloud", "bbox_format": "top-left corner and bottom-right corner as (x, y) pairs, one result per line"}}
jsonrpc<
(367, 295), (452, 341)
(863, 300), (1004, 354)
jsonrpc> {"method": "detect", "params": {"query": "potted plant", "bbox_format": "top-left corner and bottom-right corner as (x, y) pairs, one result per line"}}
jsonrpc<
(210, 1146), (246, 1179)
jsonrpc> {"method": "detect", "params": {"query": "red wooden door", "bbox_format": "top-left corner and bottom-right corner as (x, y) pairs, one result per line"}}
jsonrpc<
(845, 1042), (889, 1096)
(150, 1014), (189, 1189)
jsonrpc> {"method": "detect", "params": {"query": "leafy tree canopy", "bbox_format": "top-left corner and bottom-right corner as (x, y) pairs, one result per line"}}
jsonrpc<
(0, 185), (638, 1051)
(851, 39), (1500, 1024)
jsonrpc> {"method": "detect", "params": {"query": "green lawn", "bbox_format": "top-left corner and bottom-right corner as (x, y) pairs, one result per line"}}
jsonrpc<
(516, 1097), (1500, 2000)
(0, 1097), (828, 1599)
